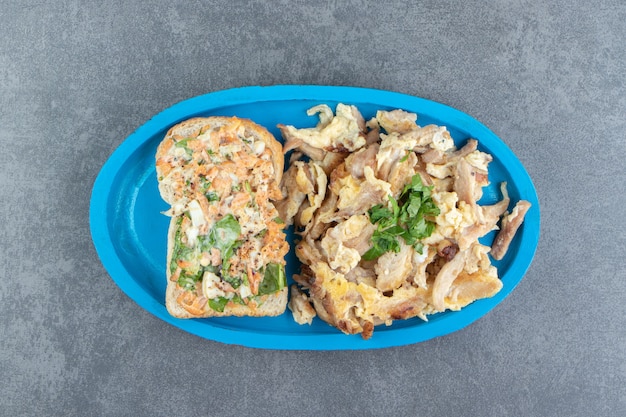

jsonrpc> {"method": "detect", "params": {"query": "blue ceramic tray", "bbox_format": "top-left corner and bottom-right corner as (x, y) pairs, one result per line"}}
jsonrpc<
(89, 85), (540, 350)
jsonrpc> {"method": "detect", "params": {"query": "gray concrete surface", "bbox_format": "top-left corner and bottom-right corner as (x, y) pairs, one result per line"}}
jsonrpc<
(1, 1), (624, 416)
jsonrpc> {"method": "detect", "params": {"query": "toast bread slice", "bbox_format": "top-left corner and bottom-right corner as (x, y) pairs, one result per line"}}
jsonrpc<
(156, 117), (288, 318)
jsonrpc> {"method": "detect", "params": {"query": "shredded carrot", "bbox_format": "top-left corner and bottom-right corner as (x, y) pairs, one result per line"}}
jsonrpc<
(230, 192), (250, 212)
(195, 192), (216, 223)
(262, 221), (289, 262)
(211, 174), (232, 196)
(186, 139), (205, 152)
(177, 259), (194, 270)
(220, 160), (238, 174)
(268, 183), (283, 201)
(170, 266), (182, 282)
(206, 165), (220, 180)
(176, 291), (206, 316)
(248, 265), (260, 295)
(156, 158), (173, 177)
(155, 137), (175, 159)
(237, 150), (259, 169)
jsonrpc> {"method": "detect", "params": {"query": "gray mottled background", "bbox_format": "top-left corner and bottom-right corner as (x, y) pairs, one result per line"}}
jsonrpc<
(1, 1), (624, 416)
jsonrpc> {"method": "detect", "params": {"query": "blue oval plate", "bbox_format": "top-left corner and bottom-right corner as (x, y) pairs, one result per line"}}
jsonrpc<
(90, 85), (540, 350)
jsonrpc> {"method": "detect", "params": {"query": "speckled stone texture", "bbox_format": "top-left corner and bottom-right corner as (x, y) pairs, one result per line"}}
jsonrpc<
(1, 1), (624, 416)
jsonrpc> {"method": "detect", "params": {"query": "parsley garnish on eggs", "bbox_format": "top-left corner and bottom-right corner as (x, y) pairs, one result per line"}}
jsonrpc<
(362, 174), (440, 261)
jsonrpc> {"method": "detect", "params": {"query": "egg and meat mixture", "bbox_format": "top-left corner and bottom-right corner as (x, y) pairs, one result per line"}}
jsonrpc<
(156, 119), (289, 315)
(278, 104), (530, 339)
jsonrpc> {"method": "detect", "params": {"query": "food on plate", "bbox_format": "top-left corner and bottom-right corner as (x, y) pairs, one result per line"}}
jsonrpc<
(155, 117), (289, 317)
(490, 200), (532, 260)
(279, 104), (530, 339)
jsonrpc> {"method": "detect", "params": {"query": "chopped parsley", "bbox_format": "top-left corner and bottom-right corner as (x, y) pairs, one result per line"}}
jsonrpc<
(174, 137), (194, 157)
(205, 191), (219, 202)
(177, 274), (199, 291)
(362, 174), (440, 261)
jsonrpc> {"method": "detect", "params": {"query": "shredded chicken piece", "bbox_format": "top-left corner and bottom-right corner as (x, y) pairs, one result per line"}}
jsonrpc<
(288, 285), (317, 325)
(491, 200), (532, 260)
(345, 266), (377, 287)
(456, 198), (509, 251)
(387, 152), (418, 196)
(332, 166), (388, 219)
(320, 214), (376, 273)
(421, 148), (445, 164)
(298, 162), (328, 226)
(376, 109), (418, 134)
(410, 246), (434, 289)
(449, 139), (479, 162)
(445, 269), (502, 310)
(278, 104), (366, 152)
(318, 151), (349, 176)
(455, 157), (478, 205)
(281, 135), (326, 161)
(375, 240), (414, 293)
(345, 143), (379, 179)
(295, 235), (324, 267)
(274, 164), (307, 227)
(431, 249), (468, 311)
(275, 161), (327, 229)
(376, 133), (410, 181)
(306, 191), (339, 240)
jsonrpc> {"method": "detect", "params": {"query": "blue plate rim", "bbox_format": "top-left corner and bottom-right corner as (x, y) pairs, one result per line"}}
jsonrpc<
(89, 84), (540, 350)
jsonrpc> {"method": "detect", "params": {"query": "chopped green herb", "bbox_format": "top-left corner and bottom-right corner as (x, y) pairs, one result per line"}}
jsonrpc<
(258, 263), (286, 296)
(414, 242), (425, 255)
(363, 174), (440, 260)
(174, 137), (192, 148)
(198, 177), (211, 192)
(399, 150), (411, 163)
(223, 274), (242, 289)
(205, 191), (219, 202)
(368, 204), (394, 226)
(230, 294), (246, 305)
(207, 214), (241, 252)
(170, 217), (194, 273)
(174, 138), (194, 156)
(177, 274), (200, 291)
(208, 297), (229, 312)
